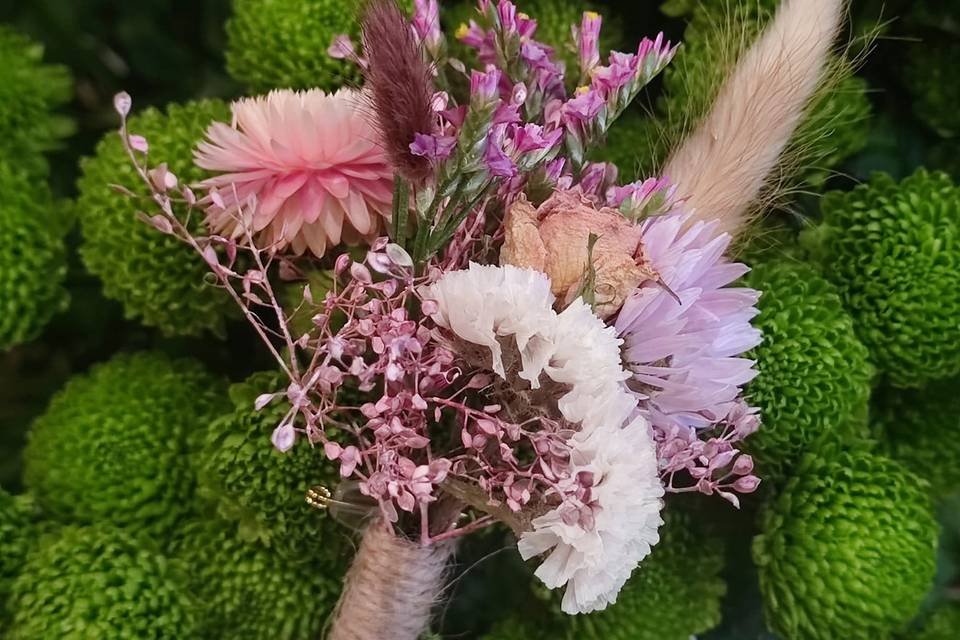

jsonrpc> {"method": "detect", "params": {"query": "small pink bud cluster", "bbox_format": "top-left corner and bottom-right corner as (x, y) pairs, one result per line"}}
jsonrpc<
(656, 400), (762, 506)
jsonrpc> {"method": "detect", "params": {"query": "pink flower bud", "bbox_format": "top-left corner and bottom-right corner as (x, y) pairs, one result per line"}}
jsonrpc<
(129, 135), (149, 154)
(271, 423), (296, 452)
(732, 454), (754, 476)
(324, 441), (343, 460)
(334, 253), (352, 275)
(733, 475), (761, 493)
(114, 92), (132, 118)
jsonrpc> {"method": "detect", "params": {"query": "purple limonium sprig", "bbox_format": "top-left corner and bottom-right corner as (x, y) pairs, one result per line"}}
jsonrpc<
(560, 35), (677, 173)
(578, 161), (619, 201)
(410, 132), (458, 162)
(607, 176), (678, 221)
(411, 0), (443, 56)
(459, 0), (565, 119)
(470, 66), (503, 106)
(483, 124), (517, 178)
(496, 0), (517, 34)
(327, 34), (367, 68)
(576, 11), (603, 82)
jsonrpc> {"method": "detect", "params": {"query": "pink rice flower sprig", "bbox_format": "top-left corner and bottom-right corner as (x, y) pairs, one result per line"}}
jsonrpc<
(111, 107), (588, 543)
(655, 399), (761, 507)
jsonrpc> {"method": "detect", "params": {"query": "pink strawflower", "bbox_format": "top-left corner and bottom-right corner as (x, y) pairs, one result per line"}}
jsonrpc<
(615, 212), (762, 432)
(195, 89), (393, 258)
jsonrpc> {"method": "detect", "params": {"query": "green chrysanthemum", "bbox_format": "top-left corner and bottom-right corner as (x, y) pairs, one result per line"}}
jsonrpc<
(874, 378), (960, 499)
(225, 0), (413, 92)
(908, 604), (960, 640)
(0, 490), (41, 629)
(196, 371), (350, 564)
(753, 447), (940, 640)
(0, 26), (73, 177)
(77, 99), (233, 336)
(23, 351), (229, 537)
(743, 260), (873, 481)
(590, 107), (662, 182)
(565, 513), (726, 640)
(0, 161), (69, 351)
(805, 170), (960, 387)
(483, 514), (726, 640)
(902, 35), (960, 138)
(172, 520), (346, 640)
(226, 0), (359, 92)
(482, 617), (551, 640)
(6, 524), (196, 639)
(654, 0), (871, 185)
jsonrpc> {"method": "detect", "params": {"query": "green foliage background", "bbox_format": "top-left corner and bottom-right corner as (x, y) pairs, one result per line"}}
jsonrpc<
(0, 0), (958, 639)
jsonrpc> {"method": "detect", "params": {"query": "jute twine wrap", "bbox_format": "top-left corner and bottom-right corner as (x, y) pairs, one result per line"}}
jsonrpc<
(328, 521), (457, 640)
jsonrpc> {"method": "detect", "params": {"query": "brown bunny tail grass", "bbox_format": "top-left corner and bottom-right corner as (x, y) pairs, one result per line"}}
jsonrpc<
(361, 0), (435, 184)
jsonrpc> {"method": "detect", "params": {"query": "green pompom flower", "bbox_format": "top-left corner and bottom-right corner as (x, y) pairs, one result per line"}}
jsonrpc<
(566, 513), (726, 640)
(909, 604), (960, 640)
(196, 371), (350, 564)
(77, 100), (233, 336)
(226, 0), (359, 92)
(23, 351), (229, 537)
(0, 26), (73, 177)
(483, 513), (727, 640)
(225, 0), (413, 92)
(173, 520), (346, 640)
(753, 447), (940, 640)
(743, 260), (873, 481)
(902, 35), (960, 138)
(482, 617), (550, 640)
(0, 161), (69, 351)
(806, 170), (960, 387)
(0, 490), (41, 629)
(6, 524), (196, 639)
(654, 0), (871, 185)
(875, 378), (960, 498)
(590, 107), (662, 182)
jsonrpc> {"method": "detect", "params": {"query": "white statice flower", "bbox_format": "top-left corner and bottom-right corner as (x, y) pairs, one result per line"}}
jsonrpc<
(421, 263), (556, 384)
(519, 416), (664, 614)
(423, 266), (666, 615)
(545, 300), (637, 440)
(518, 299), (664, 615)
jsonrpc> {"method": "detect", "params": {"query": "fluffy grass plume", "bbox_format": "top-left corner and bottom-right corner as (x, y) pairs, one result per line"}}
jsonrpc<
(661, 0), (869, 238)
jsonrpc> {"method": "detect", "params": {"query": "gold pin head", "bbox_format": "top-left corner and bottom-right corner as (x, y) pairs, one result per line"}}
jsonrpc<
(305, 485), (332, 510)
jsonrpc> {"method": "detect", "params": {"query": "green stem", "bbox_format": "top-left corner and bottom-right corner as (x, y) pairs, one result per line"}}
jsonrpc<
(392, 178), (410, 249)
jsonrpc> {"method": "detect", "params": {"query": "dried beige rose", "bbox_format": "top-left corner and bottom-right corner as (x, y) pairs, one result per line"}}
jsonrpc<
(501, 190), (658, 319)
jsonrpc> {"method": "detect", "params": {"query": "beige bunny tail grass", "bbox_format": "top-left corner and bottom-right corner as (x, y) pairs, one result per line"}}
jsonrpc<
(327, 521), (456, 640)
(662, 0), (852, 240)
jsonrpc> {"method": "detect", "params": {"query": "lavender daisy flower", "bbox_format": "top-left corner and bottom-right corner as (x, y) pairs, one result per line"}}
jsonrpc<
(615, 213), (762, 434)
